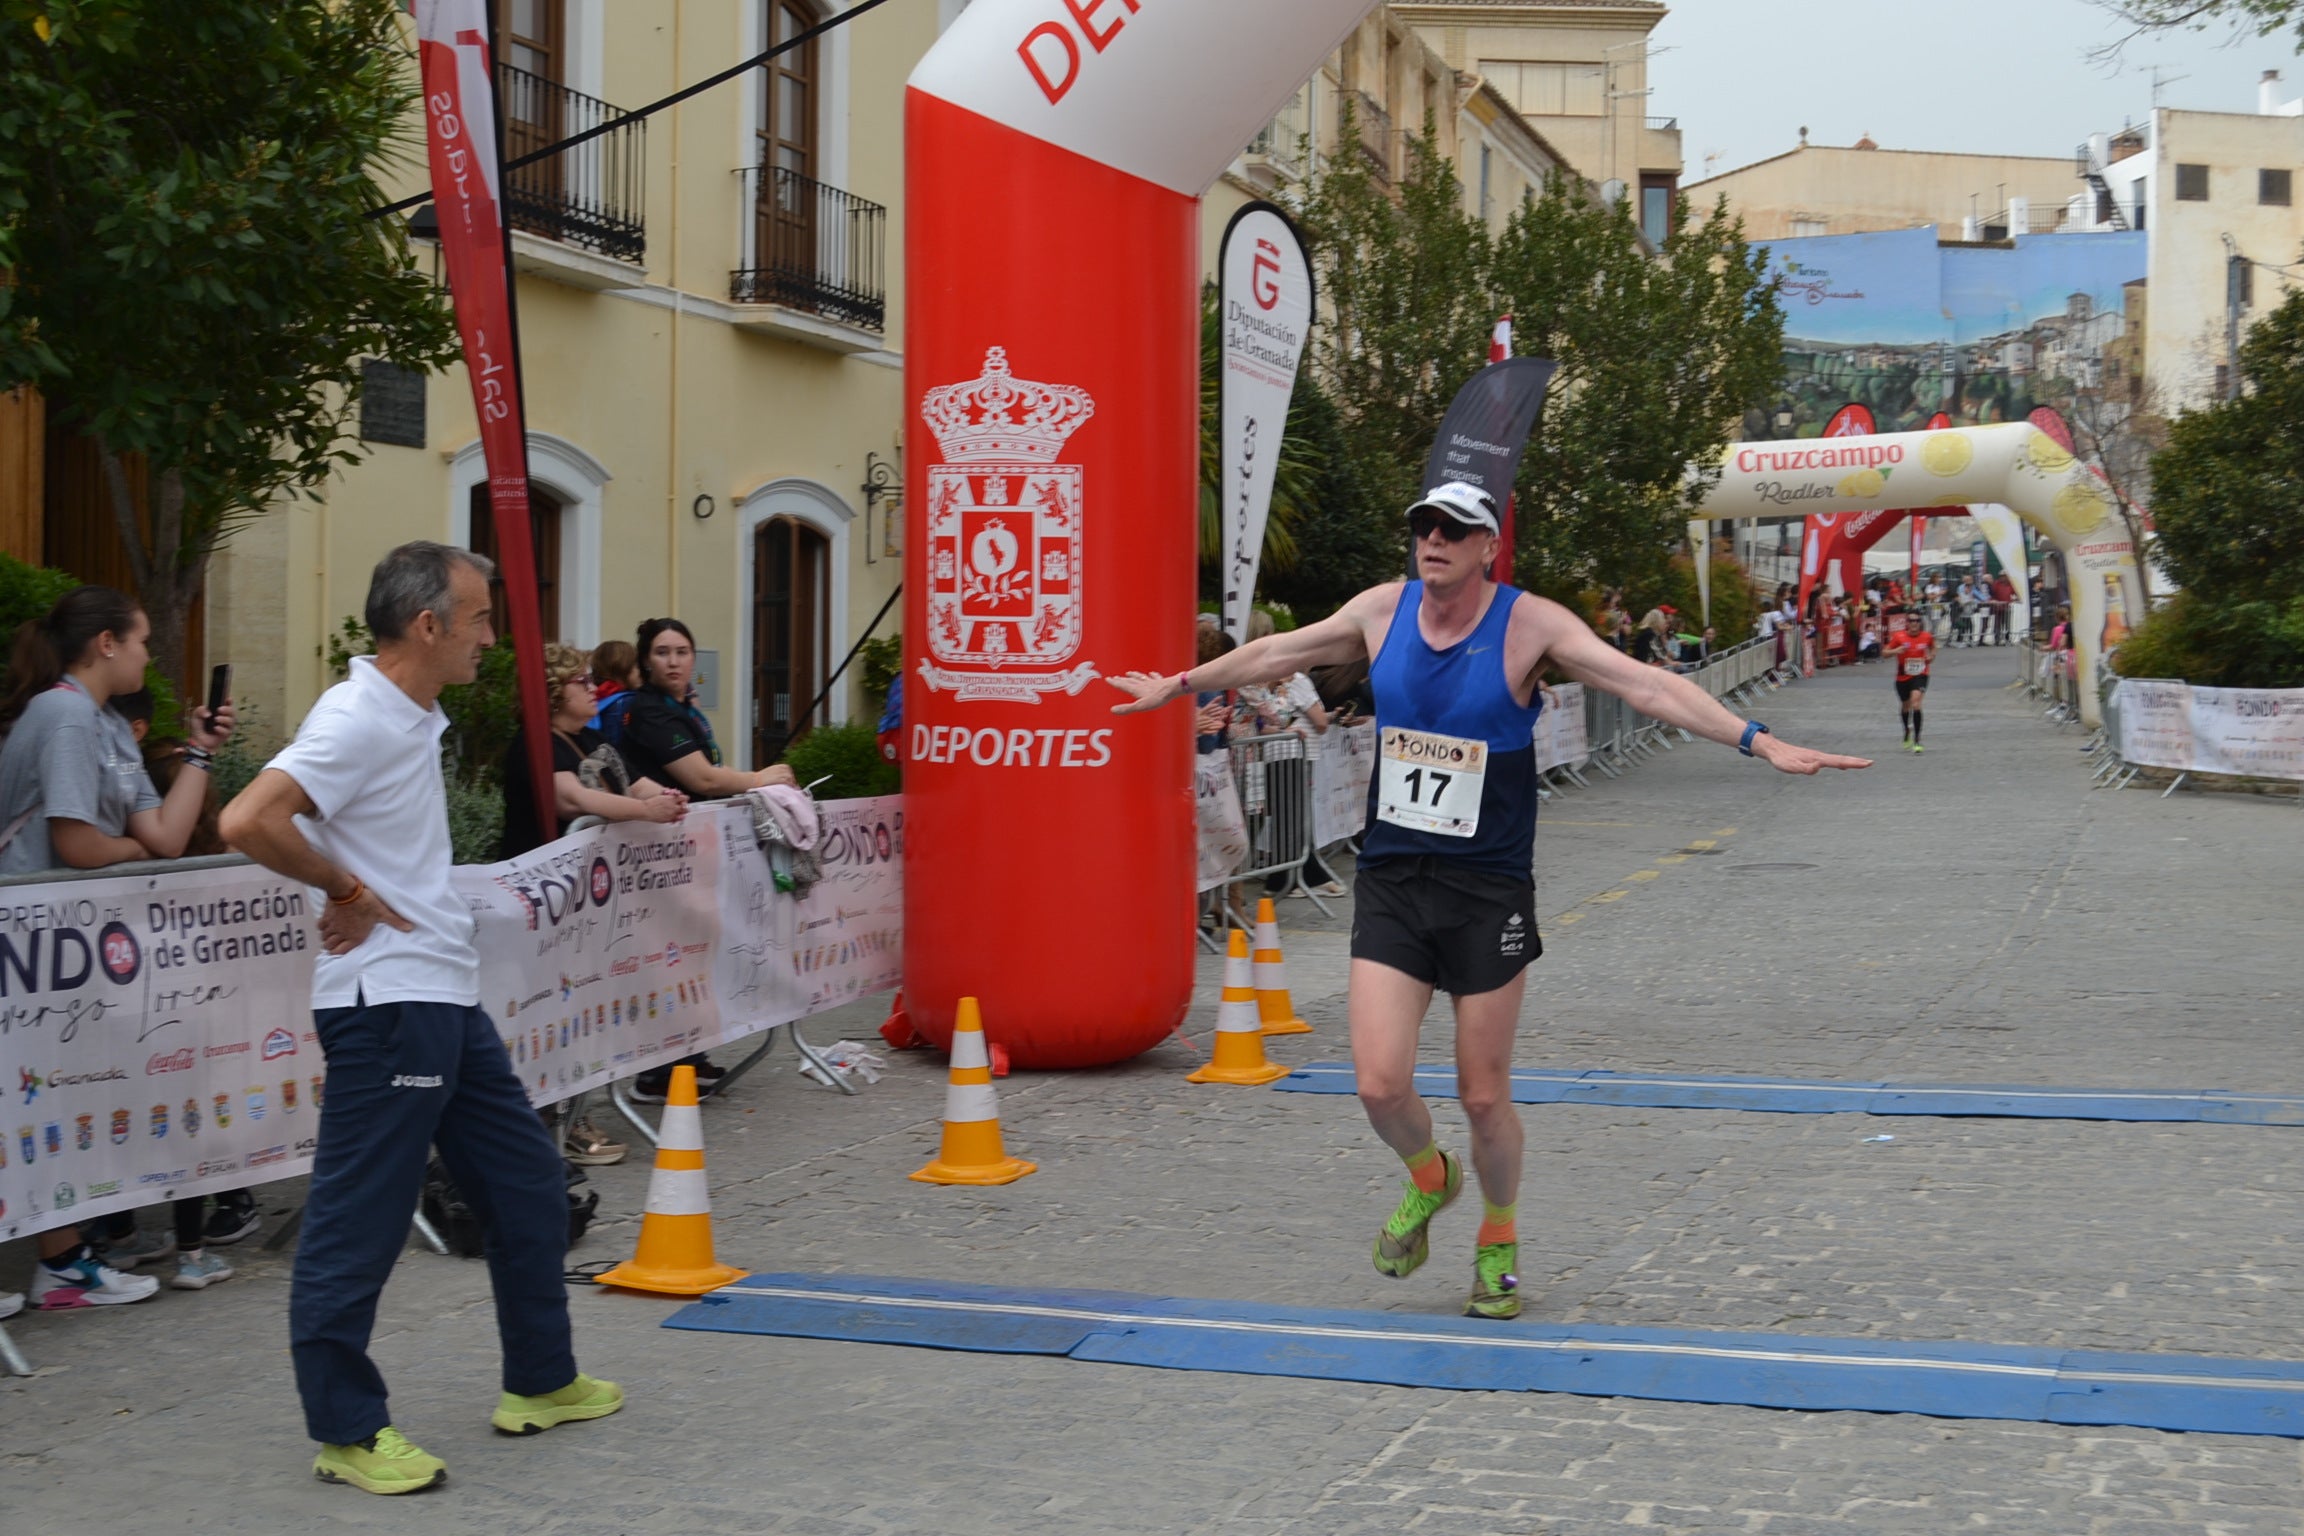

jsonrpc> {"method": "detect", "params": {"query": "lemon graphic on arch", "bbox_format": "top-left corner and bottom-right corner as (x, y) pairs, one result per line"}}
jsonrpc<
(2052, 482), (2110, 537)
(1836, 468), (1886, 499)
(2026, 436), (2075, 476)
(1921, 433), (1972, 477)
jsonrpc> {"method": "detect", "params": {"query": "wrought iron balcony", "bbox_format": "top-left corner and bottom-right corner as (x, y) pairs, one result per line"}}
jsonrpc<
(495, 63), (646, 265)
(731, 166), (888, 333)
(1355, 89), (1393, 179)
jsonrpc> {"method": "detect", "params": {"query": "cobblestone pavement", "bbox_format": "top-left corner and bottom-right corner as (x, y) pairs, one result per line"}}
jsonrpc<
(7, 649), (2302, 1534)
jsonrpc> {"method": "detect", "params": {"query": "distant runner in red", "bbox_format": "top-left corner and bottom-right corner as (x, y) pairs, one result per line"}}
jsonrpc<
(1884, 609), (1937, 754)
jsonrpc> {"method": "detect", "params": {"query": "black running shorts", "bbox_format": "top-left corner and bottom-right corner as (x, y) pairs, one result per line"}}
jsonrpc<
(1350, 856), (1538, 997)
(1895, 676), (1929, 702)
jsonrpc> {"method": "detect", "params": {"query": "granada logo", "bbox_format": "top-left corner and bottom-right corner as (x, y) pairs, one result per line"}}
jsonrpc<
(590, 857), (613, 906)
(260, 1028), (297, 1061)
(98, 920), (140, 984)
(148, 1049), (195, 1076)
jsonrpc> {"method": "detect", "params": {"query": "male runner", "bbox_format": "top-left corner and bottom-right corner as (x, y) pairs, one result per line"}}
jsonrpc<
(1883, 607), (1937, 753)
(1109, 482), (1870, 1319)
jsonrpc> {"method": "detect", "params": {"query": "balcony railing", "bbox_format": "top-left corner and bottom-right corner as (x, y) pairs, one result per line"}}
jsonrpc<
(1354, 89), (1393, 179)
(730, 166), (888, 333)
(1645, 115), (1678, 132)
(495, 63), (646, 265)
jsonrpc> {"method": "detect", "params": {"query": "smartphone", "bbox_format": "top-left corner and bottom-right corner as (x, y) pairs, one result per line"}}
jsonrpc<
(205, 663), (232, 724)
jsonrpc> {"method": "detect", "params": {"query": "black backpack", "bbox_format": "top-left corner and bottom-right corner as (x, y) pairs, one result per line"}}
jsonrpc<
(421, 1155), (598, 1257)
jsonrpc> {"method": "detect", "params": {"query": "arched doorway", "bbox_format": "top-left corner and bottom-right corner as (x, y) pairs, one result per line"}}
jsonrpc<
(753, 514), (830, 765)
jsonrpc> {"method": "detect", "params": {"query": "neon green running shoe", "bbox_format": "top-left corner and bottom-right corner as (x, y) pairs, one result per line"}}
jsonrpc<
(491, 1372), (626, 1435)
(312, 1427), (446, 1495)
(1373, 1149), (1462, 1278)
(1466, 1241), (1521, 1320)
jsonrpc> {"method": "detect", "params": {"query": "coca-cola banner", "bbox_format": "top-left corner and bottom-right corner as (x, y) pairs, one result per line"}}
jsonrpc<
(1218, 202), (1314, 645)
(0, 796), (903, 1242)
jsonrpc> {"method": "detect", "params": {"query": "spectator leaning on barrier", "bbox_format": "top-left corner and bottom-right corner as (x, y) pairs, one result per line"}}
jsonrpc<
(221, 541), (623, 1497)
(615, 617), (796, 1101)
(499, 642), (688, 860)
(0, 584), (238, 1314)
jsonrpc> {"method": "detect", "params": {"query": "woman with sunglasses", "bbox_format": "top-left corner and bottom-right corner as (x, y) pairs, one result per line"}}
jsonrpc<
(498, 643), (689, 859)
(1109, 480), (1869, 1324)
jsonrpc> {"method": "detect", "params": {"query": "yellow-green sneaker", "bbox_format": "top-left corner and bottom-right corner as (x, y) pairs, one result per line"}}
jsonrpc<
(1465, 1240), (1521, 1320)
(312, 1427), (447, 1495)
(1373, 1149), (1463, 1278)
(490, 1372), (626, 1435)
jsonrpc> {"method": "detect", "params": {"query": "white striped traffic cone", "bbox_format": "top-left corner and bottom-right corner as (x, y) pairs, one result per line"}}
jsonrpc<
(1253, 897), (1311, 1036)
(1188, 930), (1291, 1086)
(910, 997), (1036, 1186)
(596, 1065), (746, 1296)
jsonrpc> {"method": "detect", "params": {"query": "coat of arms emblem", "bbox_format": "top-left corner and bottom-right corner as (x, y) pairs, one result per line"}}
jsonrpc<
(918, 347), (1099, 703)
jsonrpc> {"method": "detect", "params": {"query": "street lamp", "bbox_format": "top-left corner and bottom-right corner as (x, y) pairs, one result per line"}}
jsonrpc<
(861, 445), (902, 564)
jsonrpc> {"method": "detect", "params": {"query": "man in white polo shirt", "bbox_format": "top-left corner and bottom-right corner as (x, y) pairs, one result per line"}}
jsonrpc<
(223, 542), (621, 1495)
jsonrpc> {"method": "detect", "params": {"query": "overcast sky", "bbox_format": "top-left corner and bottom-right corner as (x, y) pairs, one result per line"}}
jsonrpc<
(1657, 0), (2303, 184)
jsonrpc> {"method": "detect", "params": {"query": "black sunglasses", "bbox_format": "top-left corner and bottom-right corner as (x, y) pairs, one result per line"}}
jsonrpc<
(1408, 510), (1479, 544)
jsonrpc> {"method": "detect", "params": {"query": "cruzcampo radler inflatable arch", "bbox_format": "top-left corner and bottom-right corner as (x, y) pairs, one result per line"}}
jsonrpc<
(901, 1), (1370, 1068)
(1689, 423), (2144, 728)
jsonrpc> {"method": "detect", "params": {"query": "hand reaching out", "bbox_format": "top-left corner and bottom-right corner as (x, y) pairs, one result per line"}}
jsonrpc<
(1107, 672), (1180, 714)
(1756, 736), (1872, 775)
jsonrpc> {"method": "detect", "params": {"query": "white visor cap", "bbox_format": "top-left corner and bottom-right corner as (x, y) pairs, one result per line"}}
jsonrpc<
(1407, 481), (1500, 534)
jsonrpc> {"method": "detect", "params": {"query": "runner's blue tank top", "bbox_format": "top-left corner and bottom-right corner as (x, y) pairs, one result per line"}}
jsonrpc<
(1359, 582), (1544, 879)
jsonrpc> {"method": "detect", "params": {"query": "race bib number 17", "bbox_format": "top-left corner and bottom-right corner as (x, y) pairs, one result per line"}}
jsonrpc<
(1377, 727), (1486, 837)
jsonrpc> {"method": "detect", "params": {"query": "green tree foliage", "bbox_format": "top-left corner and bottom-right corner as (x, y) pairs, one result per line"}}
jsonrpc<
(2116, 289), (2304, 686)
(1496, 183), (1785, 603)
(0, 0), (458, 681)
(781, 721), (899, 800)
(1285, 111), (1784, 615)
(2097, 0), (2304, 47)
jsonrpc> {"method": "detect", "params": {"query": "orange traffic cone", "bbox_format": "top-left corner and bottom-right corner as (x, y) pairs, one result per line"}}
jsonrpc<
(596, 1065), (746, 1296)
(911, 997), (1036, 1186)
(1188, 930), (1291, 1086)
(1253, 898), (1311, 1035)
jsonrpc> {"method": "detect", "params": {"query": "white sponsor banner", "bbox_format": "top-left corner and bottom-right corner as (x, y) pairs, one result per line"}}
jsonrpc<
(2117, 679), (2304, 782)
(0, 795), (903, 1242)
(1536, 683), (1590, 772)
(2115, 678), (2194, 773)
(1195, 752), (1251, 892)
(1310, 721), (1377, 850)
(2186, 686), (2304, 781)
(1219, 203), (1313, 645)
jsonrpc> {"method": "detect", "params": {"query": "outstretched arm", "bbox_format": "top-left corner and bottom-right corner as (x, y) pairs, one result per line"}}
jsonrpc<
(1107, 587), (1391, 714)
(1535, 601), (1871, 776)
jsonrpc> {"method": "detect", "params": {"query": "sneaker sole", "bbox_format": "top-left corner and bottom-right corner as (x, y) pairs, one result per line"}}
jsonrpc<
(563, 1149), (627, 1166)
(170, 1274), (231, 1291)
(490, 1398), (625, 1436)
(205, 1219), (263, 1247)
(315, 1464), (447, 1495)
(35, 1286), (158, 1308)
(1464, 1296), (1522, 1320)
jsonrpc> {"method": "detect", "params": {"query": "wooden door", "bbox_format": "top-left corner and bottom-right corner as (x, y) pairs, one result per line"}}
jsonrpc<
(468, 483), (563, 642)
(753, 515), (828, 766)
(754, 0), (819, 284)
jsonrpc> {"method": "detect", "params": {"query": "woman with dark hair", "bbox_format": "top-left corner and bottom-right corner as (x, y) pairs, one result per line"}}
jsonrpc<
(615, 619), (794, 1101)
(611, 618), (797, 799)
(0, 585), (237, 1313)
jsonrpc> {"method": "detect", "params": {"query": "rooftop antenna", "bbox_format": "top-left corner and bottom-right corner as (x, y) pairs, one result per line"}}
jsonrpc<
(2147, 66), (2188, 107)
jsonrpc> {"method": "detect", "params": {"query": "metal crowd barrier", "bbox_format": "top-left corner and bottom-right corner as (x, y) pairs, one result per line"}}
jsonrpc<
(1221, 732), (1329, 927)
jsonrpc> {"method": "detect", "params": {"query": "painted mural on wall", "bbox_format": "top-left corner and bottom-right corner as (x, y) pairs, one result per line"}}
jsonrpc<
(1750, 228), (2149, 438)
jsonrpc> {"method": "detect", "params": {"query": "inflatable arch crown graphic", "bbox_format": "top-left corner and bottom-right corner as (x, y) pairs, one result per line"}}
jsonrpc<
(899, 1), (1372, 1070)
(1687, 423), (2145, 728)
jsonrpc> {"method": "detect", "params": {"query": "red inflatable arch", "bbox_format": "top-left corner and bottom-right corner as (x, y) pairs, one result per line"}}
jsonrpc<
(900, 2), (1367, 1068)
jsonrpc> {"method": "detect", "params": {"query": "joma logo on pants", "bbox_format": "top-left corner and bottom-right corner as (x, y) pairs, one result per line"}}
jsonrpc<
(389, 1074), (444, 1089)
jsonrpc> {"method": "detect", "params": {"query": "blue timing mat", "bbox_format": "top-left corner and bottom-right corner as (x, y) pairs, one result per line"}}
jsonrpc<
(667, 1273), (2304, 1438)
(1270, 1063), (2304, 1125)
